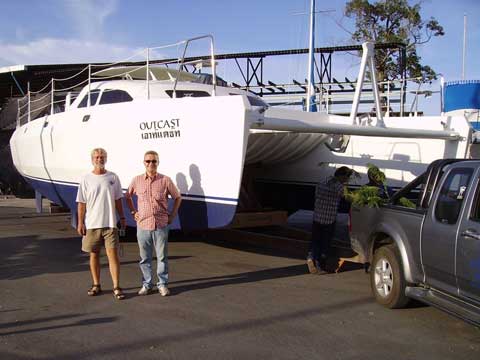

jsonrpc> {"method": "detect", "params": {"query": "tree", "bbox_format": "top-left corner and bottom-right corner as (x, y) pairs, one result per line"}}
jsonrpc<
(345, 0), (445, 82)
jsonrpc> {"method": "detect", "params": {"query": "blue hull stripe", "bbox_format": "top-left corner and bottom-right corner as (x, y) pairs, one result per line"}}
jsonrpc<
(24, 176), (238, 230)
(23, 174), (238, 203)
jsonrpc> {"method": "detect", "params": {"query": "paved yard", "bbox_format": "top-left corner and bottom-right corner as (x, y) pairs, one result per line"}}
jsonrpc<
(0, 199), (479, 359)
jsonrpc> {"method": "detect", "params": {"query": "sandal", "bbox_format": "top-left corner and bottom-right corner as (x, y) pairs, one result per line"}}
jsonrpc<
(113, 287), (125, 300)
(87, 284), (101, 296)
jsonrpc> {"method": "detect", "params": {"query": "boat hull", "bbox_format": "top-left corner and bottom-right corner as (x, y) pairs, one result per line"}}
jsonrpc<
(10, 95), (252, 230)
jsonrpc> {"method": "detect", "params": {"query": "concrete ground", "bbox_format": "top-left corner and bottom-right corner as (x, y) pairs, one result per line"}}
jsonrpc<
(0, 199), (479, 360)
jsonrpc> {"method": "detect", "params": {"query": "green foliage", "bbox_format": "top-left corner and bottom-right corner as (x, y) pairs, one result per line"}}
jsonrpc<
(366, 163), (391, 197)
(366, 163), (386, 184)
(346, 186), (416, 209)
(398, 197), (416, 208)
(345, 0), (445, 82)
(345, 186), (385, 208)
(345, 164), (416, 209)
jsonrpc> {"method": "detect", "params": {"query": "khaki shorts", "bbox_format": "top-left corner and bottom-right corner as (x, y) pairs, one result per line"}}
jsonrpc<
(82, 228), (119, 253)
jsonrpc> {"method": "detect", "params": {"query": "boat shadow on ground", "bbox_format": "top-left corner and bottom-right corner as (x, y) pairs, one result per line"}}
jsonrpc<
(0, 234), (192, 281)
(0, 235), (86, 280)
(200, 231), (363, 273)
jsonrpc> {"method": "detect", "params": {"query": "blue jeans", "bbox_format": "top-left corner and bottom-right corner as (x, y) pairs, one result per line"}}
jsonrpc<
(137, 226), (169, 288)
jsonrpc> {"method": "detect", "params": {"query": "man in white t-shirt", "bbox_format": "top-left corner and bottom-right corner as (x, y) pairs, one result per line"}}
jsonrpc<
(76, 148), (126, 300)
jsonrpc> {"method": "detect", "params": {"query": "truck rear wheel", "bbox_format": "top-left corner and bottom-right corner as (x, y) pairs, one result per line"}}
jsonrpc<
(370, 244), (410, 309)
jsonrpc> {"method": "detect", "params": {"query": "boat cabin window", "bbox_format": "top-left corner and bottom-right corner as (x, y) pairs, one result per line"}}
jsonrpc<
(192, 73), (228, 87)
(78, 89), (101, 108)
(165, 90), (210, 98)
(98, 89), (133, 105)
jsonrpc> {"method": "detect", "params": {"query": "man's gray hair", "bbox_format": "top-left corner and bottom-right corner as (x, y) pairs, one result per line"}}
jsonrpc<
(144, 150), (159, 159)
(91, 148), (107, 158)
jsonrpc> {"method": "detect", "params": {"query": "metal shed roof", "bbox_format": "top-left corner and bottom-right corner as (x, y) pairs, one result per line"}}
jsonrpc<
(0, 42), (405, 100)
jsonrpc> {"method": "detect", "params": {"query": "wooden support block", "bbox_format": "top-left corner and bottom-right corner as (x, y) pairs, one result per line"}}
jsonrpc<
(335, 254), (364, 273)
(49, 203), (70, 214)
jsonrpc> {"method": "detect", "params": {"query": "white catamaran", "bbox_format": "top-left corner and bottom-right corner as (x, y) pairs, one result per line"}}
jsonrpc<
(9, 33), (474, 230)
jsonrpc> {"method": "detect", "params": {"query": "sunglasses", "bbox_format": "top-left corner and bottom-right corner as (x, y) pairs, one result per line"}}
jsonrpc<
(144, 160), (158, 164)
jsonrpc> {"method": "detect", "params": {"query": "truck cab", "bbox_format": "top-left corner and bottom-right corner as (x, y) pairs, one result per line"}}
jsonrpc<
(350, 159), (480, 326)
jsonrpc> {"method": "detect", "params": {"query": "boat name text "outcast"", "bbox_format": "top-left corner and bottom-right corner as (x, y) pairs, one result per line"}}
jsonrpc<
(139, 118), (181, 140)
(139, 119), (180, 131)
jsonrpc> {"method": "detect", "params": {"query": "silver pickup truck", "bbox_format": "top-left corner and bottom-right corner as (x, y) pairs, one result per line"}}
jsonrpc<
(350, 159), (480, 326)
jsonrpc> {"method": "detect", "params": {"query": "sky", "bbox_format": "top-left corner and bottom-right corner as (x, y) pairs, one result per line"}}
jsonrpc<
(0, 0), (479, 114)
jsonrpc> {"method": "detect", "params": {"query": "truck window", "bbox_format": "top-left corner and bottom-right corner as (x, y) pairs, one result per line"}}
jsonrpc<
(434, 168), (473, 224)
(469, 181), (480, 222)
(391, 173), (425, 208)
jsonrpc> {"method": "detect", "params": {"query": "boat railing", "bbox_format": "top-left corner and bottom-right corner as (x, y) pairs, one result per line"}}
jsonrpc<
(248, 77), (427, 116)
(16, 35), (218, 127)
(171, 35), (216, 98)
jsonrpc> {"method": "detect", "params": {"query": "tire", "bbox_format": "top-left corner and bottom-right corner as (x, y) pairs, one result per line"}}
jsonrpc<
(370, 244), (410, 309)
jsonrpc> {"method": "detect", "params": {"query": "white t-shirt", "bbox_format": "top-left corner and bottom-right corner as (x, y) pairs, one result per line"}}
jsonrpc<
(76, 171), (123, 229)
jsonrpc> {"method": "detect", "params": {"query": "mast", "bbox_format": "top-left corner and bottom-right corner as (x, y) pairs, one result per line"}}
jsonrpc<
(462, 13), (467, 80)
(306, 0), (317, 112)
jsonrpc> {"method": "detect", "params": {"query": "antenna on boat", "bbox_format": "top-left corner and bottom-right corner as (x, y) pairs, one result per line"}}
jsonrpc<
(306, 0), (317, 112)
(462, 13), (467, 80)
(305, 0), (334, 112)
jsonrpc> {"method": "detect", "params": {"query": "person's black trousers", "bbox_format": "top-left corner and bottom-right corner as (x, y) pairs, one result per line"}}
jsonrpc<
(310, 221), (336, 266)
